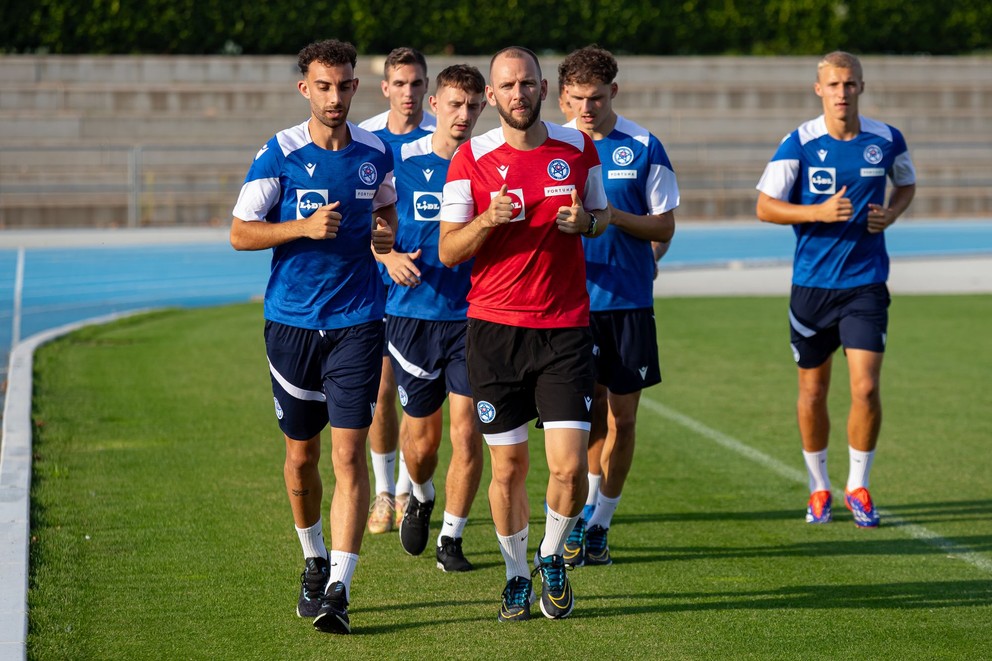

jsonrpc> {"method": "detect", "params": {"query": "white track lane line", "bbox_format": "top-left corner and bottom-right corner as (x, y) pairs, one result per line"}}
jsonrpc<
(640, 396), (992, 574)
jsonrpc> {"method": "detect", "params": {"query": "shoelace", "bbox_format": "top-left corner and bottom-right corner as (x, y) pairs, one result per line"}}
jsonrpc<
(503, 577), (531, 606)
(586, 527), (608, 554)
(301, 561), (328, 592)
(566, 520), (585, 545)
(532, 556), (569, 591)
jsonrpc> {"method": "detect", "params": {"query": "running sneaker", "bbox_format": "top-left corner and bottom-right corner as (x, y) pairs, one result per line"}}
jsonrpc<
(562, 518), (586, 568)
(399, 495), (435, 555)
(498, 576), (534, 622)
(584, 524), (612, 566)
(845, 487), (880, 528)
(436, 536), (473, 572)
(532, 551), (574, 619)
(313, 581), (350, 634)
(805, 490), (833, 524)
(296, 556), (329, 618)
(394, 493), (410, 528)
(367, 492), (395, 535)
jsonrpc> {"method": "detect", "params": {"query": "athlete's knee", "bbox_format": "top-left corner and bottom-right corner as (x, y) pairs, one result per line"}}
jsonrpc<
(850, 375), (881, 406)
(285, 437), (320, 473)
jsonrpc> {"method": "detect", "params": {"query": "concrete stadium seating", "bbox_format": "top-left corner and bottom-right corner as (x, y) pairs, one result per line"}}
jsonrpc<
(1, 54), (990, 227)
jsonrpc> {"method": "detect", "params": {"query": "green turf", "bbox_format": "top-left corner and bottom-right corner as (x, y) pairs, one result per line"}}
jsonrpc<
(27, 297), (992, 659)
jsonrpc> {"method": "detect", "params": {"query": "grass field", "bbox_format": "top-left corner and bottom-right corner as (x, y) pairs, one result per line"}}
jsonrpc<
(27, 296), (992, 659)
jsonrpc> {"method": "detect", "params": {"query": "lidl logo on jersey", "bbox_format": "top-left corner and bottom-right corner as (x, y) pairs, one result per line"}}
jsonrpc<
(413, 192), (443, 221)
(612, 146), (634, 167)
(358, 162), (378, 186)
(547, 158), (570, 181)
(296, 189), (328, 218)
(808, 167), (836, 195)
(491, 188), (526, 222)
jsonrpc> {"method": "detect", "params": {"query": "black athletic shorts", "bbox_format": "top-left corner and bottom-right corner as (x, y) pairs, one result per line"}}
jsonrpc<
(789, 282), (890, 369)
(465, 319), (595, 436)
(386, 315), (470, 418)
(590, 308), (662, 394)
(264, 319), (384, 438)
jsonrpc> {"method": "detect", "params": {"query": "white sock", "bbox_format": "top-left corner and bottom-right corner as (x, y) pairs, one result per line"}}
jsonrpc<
(295, 519), (327, 560)
(587, 492), (621, 530)
(438, 512), (468, 546)
(396, 451), (412, 495)
(586, 473), (601, 507)
(802, 449), (831, 493)
(370, 450), (396, 496)
(847, 447), (875, 491)
(411, 478), (435, 503)
(496, 526), (530, 581)
(540, 507), (580, 558)
(327, 550), (359, 601)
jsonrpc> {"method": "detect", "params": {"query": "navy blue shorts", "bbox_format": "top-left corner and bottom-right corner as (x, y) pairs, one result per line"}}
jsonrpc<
(789, 283), (890, 369)
(386, 315), (470, 418)
(590, 308), (662, 394)
(465, 319), (595, 435)
(264, 320), (384, 439)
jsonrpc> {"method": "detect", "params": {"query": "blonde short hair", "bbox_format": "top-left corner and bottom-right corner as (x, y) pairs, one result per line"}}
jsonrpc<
(817, 51), (863, 80)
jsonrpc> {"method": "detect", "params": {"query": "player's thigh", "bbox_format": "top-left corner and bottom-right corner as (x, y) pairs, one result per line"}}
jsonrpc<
(534, 326), (596, 428)
(264, 321), (329, 440)
(322, 320), (384, 430)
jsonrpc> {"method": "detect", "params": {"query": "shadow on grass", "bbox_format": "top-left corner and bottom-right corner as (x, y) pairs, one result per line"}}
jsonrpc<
(881, 499), (992, 523)
(575, 579), (992, 617)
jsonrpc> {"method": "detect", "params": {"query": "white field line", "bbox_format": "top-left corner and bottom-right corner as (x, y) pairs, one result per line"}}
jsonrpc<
(640, 396), (992, 574)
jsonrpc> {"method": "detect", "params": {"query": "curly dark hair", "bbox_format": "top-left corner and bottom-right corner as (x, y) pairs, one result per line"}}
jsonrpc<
(435, 64), (485, 95)
(557, 45), (618, 89)
(297, 39), (357, 75)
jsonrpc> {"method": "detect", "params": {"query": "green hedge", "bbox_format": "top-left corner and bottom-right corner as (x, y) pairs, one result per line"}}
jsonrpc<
(3, 0), (991, 55)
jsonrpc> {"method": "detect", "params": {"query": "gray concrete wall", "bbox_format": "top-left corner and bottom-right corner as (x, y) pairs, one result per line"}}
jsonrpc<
(2, 54), (990, 227)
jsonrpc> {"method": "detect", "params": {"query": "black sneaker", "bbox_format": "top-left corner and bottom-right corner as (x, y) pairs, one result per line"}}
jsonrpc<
(498, 576), (534, 622)
(313, 581), (350, 634)
(584, 524), (612, 566)
(562, 518), (586, 568)
(399, 495), (434, 556)
(297, 556), (329, 618)
(532, 551), (574, 619)
(436, 536), (473, 572)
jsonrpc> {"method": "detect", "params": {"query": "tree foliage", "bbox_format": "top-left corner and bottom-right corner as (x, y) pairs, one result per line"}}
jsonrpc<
(2, 0), (990, 55)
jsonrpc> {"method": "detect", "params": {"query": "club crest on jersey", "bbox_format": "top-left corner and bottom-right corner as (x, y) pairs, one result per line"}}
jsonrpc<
(297, 189), (328, 218)
(397, 385), (409, 407)
(477, 400), (496, 424)
(358, 162), (378, 186)
(612, 146), (634, 167)
(413, 192), (443, 221)
(863, 144), (883, 165)
(491, 188), (526, 222)
(547, 158), (570, 181)
(808, 167), (836, 195)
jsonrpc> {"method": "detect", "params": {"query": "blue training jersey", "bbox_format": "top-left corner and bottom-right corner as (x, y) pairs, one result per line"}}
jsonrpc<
(232, 119), (397, 330)
(756, 115), (916, 289)
(359, 111), (437, 286)
(386, 134), (472, 321)
(567, 116), (680, 311)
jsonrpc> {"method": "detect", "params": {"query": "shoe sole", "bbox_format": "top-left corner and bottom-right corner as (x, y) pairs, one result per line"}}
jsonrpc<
(539, 599), (573, 620)
(436, 561), (473, 572)
(313, 612), (350, 634)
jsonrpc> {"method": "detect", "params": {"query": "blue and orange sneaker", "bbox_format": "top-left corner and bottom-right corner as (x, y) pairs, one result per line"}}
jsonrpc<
(845, 487), (880, 527)
(805, 490), (833, 524)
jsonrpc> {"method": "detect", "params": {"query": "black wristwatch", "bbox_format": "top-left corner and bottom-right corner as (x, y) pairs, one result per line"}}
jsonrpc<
(583, 212), (599, 237)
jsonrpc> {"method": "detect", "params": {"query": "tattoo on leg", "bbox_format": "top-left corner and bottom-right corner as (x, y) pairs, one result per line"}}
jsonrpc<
(292, 488), (310, 497)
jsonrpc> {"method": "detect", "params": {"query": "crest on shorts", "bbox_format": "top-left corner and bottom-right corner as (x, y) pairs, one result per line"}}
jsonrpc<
(398, 385), (409, 407)
(273, 397), (284, 420)
(477, 400), (496, 424)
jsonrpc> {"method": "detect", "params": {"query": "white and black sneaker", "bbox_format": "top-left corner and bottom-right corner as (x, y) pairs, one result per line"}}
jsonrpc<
(313, 581), (350, 634)
(436, 536), (473, 572)
(296, 556), (329, 618)
(399, 495), (434, 556)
